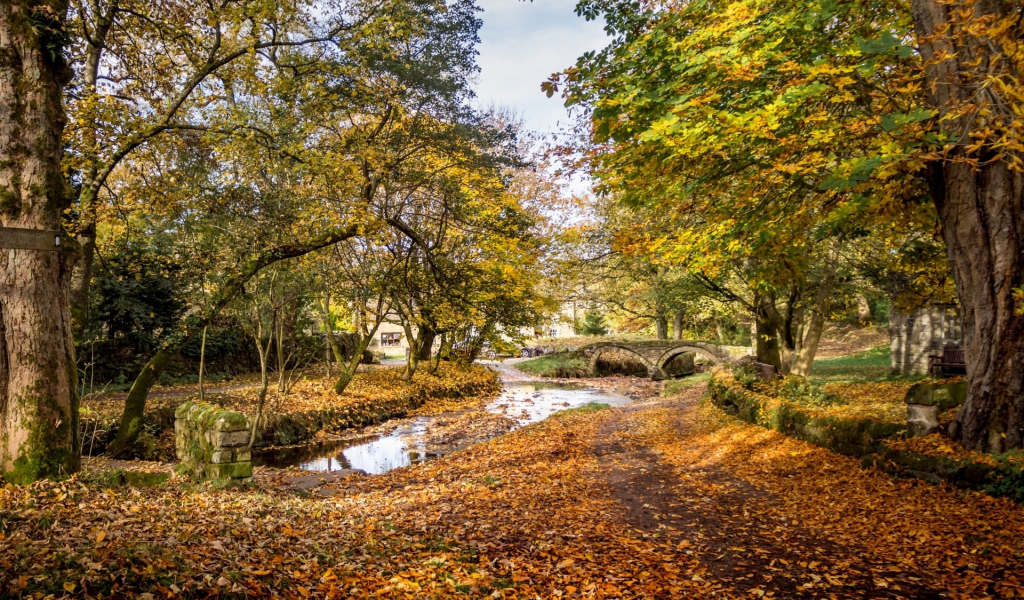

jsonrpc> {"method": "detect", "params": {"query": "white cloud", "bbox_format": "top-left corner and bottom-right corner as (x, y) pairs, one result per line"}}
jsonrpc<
(474, 0), (608, 137)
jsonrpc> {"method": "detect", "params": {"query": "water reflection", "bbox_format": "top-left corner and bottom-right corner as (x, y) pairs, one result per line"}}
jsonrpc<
(256, 379), (634, 474)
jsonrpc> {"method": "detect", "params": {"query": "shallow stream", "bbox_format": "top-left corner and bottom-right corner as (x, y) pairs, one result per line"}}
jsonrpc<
(254, 374), (634, 475)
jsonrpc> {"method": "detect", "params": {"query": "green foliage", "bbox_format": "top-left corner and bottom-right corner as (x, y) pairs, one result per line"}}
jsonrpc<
(662, 373), (711, 396)
(985, 453), (1024, 503)
(90, 243), (184, 353)
(579, 309), (609, 336)
(775, 377), (844, 408)
(555, 402), (610, 417)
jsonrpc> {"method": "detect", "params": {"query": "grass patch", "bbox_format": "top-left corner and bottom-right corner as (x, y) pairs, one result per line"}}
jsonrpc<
(662, 373), (711, 396)
(554, 402), (610, 417)
(515, 353), (588, 378)
(810, 345), (924, 383)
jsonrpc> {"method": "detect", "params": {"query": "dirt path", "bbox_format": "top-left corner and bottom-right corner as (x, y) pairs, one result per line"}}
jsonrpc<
(594, 386), (945, 599)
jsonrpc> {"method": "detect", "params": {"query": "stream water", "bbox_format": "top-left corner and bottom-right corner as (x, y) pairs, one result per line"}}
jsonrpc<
(253, 371), (634, 475)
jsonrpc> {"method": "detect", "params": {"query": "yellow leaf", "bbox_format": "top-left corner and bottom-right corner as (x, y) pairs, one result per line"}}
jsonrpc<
(64, 582), (76, 593)
(96, 531), (106, 543)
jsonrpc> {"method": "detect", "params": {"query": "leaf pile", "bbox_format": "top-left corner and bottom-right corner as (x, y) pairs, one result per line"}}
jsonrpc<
(4, 383), (1023, 598)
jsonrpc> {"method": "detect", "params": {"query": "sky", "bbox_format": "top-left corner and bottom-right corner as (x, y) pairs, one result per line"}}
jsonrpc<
(473, 0), (609, 140)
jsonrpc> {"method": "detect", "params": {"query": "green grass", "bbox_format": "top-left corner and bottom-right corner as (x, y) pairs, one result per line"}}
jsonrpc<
(515, 353), (588, 378)
(554, 402), (610, 417)
(809, 345), (925, 384)
(661, 372), (712, 396)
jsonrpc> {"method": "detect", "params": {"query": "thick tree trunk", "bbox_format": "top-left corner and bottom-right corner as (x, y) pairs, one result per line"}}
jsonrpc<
(655, 315), (668, 340)
(0, 0), (80, 482)
(417, 327), (436, 362)
(673, 310), (684, 340)
(912, 0), (1024, 452)
(936, 159), (1024, 452)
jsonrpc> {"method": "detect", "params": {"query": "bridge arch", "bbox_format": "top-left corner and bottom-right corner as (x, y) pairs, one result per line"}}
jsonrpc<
(587, 344), (657, 377)
(653, 344), (725, 372)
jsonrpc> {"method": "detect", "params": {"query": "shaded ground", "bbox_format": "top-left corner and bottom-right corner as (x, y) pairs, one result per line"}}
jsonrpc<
(4, 381), (1022, 599)
(595, 390), (945, 599)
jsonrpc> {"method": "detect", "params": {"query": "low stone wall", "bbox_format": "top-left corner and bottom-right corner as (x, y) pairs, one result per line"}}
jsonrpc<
(708, 377), (905, 457)
(175, 402), (253, 480)
(709, 374), (1021, 501)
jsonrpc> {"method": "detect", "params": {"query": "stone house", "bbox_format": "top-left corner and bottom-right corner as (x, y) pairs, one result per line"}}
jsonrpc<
(889, 303), (962, 375)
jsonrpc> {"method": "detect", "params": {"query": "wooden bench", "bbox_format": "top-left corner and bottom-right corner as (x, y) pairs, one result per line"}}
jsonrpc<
(929, 346), (966, 377)
(752, 361), (778, 380)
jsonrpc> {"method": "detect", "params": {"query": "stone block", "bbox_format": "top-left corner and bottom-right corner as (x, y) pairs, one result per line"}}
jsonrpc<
(904, 381), (967, 410)
(207, 430), (251, 448)
(204, 462), (253, 480)
(211, 448), (252, 464)
(906, 404), (940, 437)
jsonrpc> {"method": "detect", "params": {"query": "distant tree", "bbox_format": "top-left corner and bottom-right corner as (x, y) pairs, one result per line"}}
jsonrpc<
(580, 310), (609, 336)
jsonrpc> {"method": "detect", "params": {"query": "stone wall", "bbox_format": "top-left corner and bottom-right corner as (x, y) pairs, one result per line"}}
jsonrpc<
(889, 304), (961, 375)
(175, 402), (253, 480)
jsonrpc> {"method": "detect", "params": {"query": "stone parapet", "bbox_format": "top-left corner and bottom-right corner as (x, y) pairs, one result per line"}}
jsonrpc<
(174, 402), (253, 480)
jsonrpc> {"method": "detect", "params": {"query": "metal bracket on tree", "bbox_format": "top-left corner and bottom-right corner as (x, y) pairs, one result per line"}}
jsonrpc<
(0, 227), (61, 250)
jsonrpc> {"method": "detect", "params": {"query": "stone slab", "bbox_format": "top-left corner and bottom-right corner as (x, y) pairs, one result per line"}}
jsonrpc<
(283, 470), (365, 490)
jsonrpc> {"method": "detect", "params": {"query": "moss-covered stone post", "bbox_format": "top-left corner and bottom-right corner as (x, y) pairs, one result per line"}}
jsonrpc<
(174, 402), (253, 480)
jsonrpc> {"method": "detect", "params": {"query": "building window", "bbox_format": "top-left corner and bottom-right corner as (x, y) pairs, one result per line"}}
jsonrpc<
(381, 332), (401, 346)
(548, 328), (559, 338)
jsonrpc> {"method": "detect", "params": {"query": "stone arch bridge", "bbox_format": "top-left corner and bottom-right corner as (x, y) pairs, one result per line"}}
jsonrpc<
(580, 340), (753, 380)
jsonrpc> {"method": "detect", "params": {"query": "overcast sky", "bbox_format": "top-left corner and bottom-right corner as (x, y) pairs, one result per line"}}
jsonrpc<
(473, 0), (608, 138)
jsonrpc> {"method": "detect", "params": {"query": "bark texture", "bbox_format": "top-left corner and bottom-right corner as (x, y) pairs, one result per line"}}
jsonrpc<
(912, 0), (1024, 451)
(0, 0), (79, 482)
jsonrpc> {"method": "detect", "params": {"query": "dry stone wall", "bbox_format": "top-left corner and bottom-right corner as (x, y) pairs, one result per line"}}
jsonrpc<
(175, 402), (253, 480)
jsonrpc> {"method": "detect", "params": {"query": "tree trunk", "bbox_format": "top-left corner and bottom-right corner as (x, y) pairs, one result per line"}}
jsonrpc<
(198, 326), (207, 402)
(912, 0), (1024, 452)
(401, 320), (419, 381)
(276, 318), (286, 393)
(754, 294), (782, 370)
(655, 315), (668, 340)
(321, 289), (344, 364)
(673, 310), (684, 340)
(856, 294), (872, 325)
(333, 332), (376, 394)
(248, 325), (273, 449)
(0, 0), (80, 482)
(107, 349), (173, 457)
(791, 248), (840, 377)
(428, 332), (445, 374)
(418, 327), (436, 362)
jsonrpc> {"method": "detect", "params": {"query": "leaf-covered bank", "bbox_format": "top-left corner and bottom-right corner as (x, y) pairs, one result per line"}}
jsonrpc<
(3, 385), (1023, 598)
(81, 364), (500, 456)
